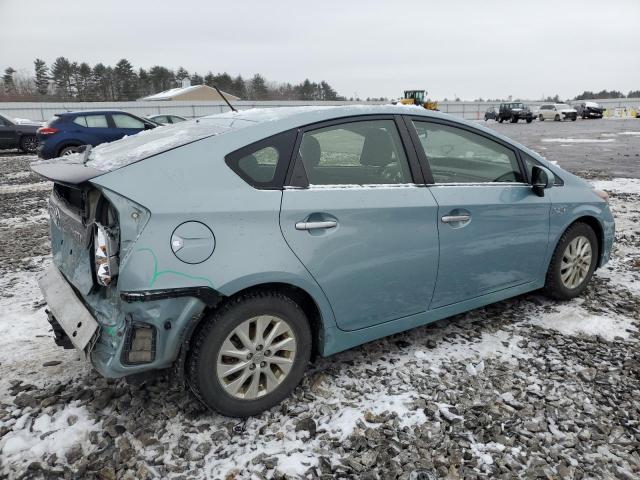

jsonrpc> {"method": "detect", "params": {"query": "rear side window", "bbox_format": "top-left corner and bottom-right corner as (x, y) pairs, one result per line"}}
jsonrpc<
(75, 115), (108, 128)
(112, 114), (145, 129)
(293, 119), (412, 186)
(412, 121), (523, 184)
(225, 129), (297, 189)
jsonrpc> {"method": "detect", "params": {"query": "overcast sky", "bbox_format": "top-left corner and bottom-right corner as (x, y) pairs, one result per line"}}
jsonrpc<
(1, 0), (638, 100)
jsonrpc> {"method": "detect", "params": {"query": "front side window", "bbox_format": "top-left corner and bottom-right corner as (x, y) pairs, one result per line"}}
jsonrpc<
(112, 114), (145, 129)
(85, 115), (108, 128)
(296, 119), (411, 186)
(412, 121), (523, 184)
(522, 152), (564, 186)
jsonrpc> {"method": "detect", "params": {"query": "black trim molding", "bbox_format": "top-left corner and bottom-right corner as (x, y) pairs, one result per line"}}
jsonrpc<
(120, 287), (223, 306)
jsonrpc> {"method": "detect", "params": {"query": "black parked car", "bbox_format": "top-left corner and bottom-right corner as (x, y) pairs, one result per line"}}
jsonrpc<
(574, 101), (604, 119)
(484, 106), (499, 121)
(497, 102), (534, 123)
(0, 113), (41, 154)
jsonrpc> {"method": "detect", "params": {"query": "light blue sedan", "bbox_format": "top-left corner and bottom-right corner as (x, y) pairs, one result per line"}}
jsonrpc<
(32, 105), (614, 416)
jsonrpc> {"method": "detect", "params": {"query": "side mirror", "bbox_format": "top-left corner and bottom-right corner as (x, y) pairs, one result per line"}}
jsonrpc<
(144, 123), (155, 130)
(531, 165), (554, 197)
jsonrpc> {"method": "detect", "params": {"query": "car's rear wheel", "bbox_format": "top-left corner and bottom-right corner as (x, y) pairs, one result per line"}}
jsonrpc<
(187, 291), (311, 417)
(526, 118), (533, 123)
(59, 145), (81, 156)
(554, 114), (561, 121)
(539, 114), (544, 121)
(544, 222), (598, 300)
(19, 135), (38, 154)
(571, 116), (577, 121)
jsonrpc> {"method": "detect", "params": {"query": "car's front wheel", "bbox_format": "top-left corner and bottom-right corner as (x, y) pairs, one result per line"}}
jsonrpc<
(544, 222), (598, 300)
(19, 135), (38, 154)
(187, 291), (312, 417)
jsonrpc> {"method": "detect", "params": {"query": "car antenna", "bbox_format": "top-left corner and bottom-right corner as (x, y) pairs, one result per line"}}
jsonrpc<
(212, 84), (237, 112)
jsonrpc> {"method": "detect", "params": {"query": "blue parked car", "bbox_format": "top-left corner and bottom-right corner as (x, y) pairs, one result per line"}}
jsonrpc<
(36, 109), (157, 159)
(32, 106), (614, 416)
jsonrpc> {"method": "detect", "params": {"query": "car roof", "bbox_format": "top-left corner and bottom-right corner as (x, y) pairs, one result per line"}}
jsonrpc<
(76, 104), (544, 173)
(58, 109), (128, 116)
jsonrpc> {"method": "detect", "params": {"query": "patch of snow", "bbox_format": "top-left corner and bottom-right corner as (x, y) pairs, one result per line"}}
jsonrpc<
(591, 178), (640, 194)
(13, 118), (43, 126)
(0, 403), (101, 467)
(618, 131), (640, 135)
(528, 304), (637, 340)
(0, 182), (51, 194)
(328, 391), (427, 441)
(541, 138), (615, 143)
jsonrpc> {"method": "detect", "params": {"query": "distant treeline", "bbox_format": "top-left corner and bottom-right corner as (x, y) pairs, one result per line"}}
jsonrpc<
(0, 58), (345, 102)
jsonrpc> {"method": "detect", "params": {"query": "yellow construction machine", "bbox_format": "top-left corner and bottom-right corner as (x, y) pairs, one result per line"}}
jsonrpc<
(399, 90), (438, 110)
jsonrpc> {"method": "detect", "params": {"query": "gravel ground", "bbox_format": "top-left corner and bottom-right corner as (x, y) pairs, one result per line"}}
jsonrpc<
(0, 119), (639, 479)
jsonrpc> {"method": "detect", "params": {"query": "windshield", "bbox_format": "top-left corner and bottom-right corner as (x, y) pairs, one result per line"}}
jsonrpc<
(511, 103), (524, 109)
(556, 104), (571, 109)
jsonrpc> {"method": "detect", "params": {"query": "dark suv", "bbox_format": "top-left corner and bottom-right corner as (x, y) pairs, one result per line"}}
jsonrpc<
(37, 110), (156, 159)
(497, 103), (534, 123)
(575, 102), (604, 119)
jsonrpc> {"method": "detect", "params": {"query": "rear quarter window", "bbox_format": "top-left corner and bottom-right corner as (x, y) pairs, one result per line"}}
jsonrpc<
(225, 129), (297, 189)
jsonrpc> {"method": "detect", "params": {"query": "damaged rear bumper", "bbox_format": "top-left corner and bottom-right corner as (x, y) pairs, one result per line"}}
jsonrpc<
(38, 265), (210, 379)
(38, 265), (99, 356)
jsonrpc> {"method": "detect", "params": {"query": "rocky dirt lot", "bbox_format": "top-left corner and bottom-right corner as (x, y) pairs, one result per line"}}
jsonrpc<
(0, 121), (639, 480)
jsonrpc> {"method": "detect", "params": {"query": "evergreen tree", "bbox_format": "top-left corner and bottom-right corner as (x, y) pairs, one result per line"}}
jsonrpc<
(138, 68), (152, 98)
(34, 59), (49, 95)
(190, 73), (204, 85)
(113, 59), (138, 100)
(51, 57), (75, 98)
(231, 75), (246, 99)
(3, 67), (16, 94)
(149, 66), (175, 92)
(297, 79), (315, 100)
(249, 74), (268, 100)
(75, 62), (93, 101)
(175, 66), (189, 82)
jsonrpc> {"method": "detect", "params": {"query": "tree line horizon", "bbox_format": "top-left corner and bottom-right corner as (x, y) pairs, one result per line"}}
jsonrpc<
(1, 58), (638, 103)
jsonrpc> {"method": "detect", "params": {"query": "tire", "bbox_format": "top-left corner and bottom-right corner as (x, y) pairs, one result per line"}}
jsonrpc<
(187, 291), (312, 417)
(511, 116), (518, 123)
(539, 115), (544, 121)
(555, 114), (561, 121)
(19, 135), (38, 154)
(498, 116), (504, 123)
(544, 222), (598, 300)
(59, 145), (81, 156)
(526, 118), (532, 124)
(571, 116), (576, 121)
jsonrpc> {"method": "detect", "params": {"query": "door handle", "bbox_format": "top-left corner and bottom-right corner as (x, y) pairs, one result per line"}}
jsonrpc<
(441, 215), (471, 223)
(295, 220), (338, 231)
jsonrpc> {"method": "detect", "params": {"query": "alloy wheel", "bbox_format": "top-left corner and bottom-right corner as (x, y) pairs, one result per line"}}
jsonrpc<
(216, 315), (297, 400)
(23, 136), (38, 153)
(560, 235), (592, 289)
